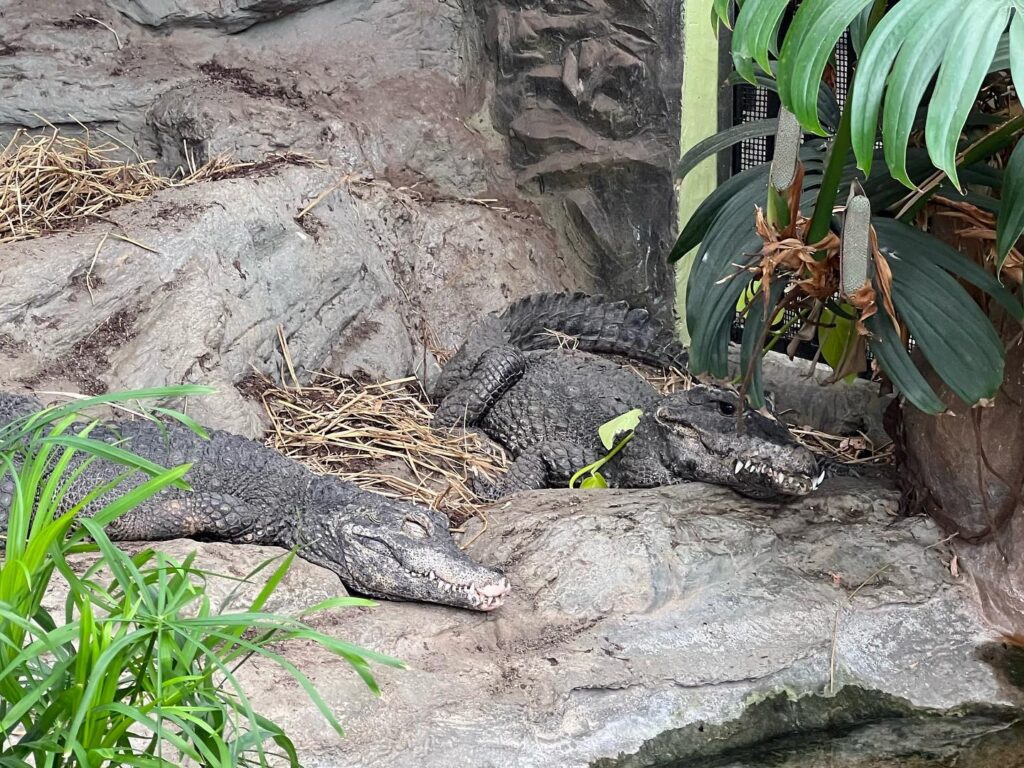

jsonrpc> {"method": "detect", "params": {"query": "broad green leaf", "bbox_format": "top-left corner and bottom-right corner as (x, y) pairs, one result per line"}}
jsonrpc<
(732, 0), (790, 81)
(1012, 13), (1024, 102)
(864, 313), (946, 414)
(671, 162), (772, 261)
(874, 218), (1024, 321)
(925, 2), (1011, 189)
(881, 3), (962, 186)
(997, 138), (1024, 267)
(598, 409), (644, 451)
(777, 0), (874, 136)
(713, 0), (734, 27)
(849, 0), (935, 175)
(740, 280), (786, 408)
(881, 246), (1005, 405)
(580, 474), (609, 489)
(818, 307), (859, 382)
(676, 119), (780, 181)
(725, 68), (842, 133)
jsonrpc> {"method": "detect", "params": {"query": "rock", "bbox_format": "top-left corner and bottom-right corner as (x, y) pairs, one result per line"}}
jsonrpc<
(738, 349), (893, 445)
(42, 481), (1015, 766)
(104, 0), (332, 33)
(0, 165), (570, 436)
(0, 0), (666, 307)
(477, 0), (683, 317)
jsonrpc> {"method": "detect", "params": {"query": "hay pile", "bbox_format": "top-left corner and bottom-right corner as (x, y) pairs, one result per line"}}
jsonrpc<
(261, 373), (507, 526)
(0, 127), (309, 244)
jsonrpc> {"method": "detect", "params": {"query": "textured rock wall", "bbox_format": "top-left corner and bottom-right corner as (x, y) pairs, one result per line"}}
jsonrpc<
(0, 0), (575, 434)
(476, 0), (683, 318)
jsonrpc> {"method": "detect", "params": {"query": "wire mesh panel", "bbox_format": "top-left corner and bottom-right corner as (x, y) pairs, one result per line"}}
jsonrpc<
(727, 31), (857, 362)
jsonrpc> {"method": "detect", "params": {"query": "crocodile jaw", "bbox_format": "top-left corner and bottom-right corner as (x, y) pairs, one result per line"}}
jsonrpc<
(339, 519), (511, 611)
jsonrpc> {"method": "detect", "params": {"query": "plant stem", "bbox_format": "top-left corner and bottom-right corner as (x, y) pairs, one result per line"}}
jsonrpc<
(806, 107), (853, 248)
(806, 0), (888, 249)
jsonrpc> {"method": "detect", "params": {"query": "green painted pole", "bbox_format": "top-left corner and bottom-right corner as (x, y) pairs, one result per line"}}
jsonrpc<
(675, 0), (721, 343)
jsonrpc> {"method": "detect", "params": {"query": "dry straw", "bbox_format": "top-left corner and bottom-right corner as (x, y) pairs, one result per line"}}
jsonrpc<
(0, 126), (310, 244)
(260, 372), (507, 527)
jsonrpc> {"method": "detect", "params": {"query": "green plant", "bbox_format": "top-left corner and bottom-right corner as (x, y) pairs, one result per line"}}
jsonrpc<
(569, 409), (644, 489)
(0, 388), (403, 766)
(674, 0), (1024, 413)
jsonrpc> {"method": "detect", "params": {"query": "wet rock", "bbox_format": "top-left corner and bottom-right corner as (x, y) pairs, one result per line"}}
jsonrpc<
(68, 480), (1017, 766)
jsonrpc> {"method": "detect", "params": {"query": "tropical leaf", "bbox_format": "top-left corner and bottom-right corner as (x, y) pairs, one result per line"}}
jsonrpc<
(724, 69), (842, 133)
(925, 3), (1012, 189)
(676, 119), (780, 181)
(847, 0), (1016, 186)
(877, 232), (1006, 405)
(873, 218), (1024, 321)
(997, 139), (1024, 267)
(740, 280), (786, 408)
(731, 0), (791, 82)
(777, 0), (875, 136)
(864, 313), (946, 413)
(671, 162), (772, 262)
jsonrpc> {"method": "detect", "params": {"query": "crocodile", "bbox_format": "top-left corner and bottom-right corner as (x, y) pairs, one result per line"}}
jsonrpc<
(0, 393), (510, 611)
(433, 293), (823, 500)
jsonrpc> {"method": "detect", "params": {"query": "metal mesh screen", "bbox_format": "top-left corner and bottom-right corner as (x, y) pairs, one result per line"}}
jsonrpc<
(728, 31), (859, 362)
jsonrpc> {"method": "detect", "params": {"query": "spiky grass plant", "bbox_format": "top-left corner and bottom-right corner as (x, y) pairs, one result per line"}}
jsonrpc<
(0, 387), (403, 766)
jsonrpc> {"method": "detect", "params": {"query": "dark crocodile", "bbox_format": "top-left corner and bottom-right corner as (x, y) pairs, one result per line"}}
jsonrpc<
(0, 393), (510, 611)
(433, 293), (823, 500)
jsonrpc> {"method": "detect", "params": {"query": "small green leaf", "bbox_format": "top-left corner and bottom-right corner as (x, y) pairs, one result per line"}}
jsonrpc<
(580, 474), (609, 489)
(818, 306), (859, 383)
(598, 409), (644, 451)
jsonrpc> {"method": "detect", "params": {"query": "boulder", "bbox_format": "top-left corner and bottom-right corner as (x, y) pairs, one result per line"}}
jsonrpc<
(0, 166), (569, 436)
(476, 0), (683, 316)
(45, 481), (1017, 766)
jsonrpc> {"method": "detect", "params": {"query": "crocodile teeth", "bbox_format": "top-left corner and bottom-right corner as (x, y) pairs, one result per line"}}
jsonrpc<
(812, 470), (826, 489)
(734, 460), (743, 474)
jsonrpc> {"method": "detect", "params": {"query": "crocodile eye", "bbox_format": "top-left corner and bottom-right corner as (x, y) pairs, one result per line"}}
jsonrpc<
(402, 517), (431, 539)
(717, 401), (736, 416)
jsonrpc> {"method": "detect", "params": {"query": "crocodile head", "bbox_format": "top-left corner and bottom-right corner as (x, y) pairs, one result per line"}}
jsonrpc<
(325, 501), (511, 611)
(652, 384), (822, 499)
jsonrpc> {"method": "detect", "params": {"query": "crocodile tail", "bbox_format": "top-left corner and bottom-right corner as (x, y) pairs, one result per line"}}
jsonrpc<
(499, 292), (689, 371)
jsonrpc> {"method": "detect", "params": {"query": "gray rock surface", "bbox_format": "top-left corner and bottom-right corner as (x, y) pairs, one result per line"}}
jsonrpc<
(475, 0), (683, 316)
(105, 0), (333, 32)
(743, 350), (893, 445)
(45, 480), (1016, 766)
(0, 0), (678, 319)
(0, 165), (568, 436)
